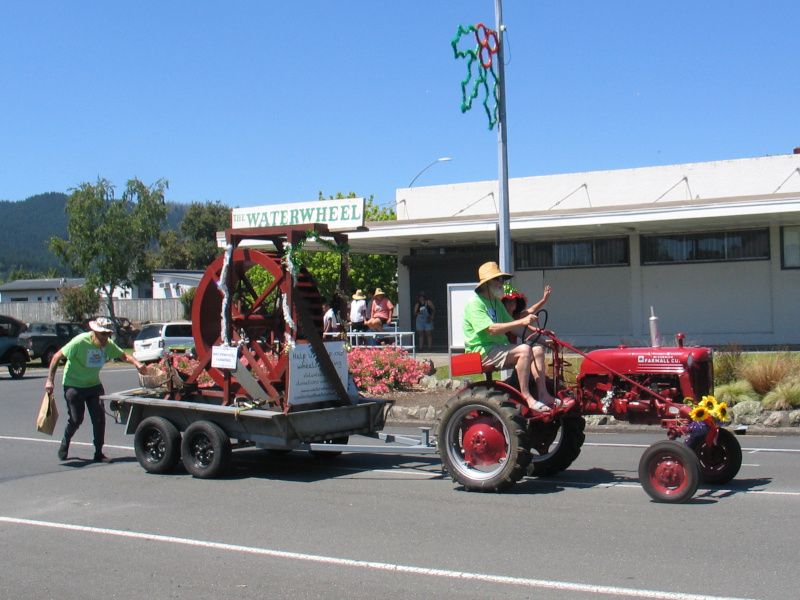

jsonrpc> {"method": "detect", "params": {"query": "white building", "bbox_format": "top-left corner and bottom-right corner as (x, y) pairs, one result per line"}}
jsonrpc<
(346, 152), (800, 349)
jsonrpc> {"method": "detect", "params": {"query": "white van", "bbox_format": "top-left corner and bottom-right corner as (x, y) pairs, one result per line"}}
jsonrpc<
(133, 321), (194, 362)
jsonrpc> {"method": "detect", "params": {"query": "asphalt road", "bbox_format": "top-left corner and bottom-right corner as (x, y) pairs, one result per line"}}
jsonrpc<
(1, 366), (799, 600)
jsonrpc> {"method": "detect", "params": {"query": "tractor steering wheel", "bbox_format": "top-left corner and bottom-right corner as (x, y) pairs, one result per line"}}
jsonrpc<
(524, 309), (548, 346)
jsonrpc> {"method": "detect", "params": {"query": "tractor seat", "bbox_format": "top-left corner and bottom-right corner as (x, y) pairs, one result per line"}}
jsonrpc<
(451, 352), (498, 380)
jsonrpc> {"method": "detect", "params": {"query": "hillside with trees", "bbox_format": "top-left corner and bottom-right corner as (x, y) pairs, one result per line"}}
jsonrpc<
(0, 192), (188, 282)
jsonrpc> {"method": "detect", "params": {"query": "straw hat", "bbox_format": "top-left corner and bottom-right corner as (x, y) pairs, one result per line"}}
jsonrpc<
(373, 288), (386, 296)
(352, 289), (366, 300)
(477, 261), (511, 287)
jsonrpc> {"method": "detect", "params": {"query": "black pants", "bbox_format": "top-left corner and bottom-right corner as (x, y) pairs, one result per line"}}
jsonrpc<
(63, 384), (106, 454)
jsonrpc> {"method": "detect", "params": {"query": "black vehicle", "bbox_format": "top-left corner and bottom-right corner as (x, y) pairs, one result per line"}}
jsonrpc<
(0, 315), (29, 379)
(19, 321), (88, 367)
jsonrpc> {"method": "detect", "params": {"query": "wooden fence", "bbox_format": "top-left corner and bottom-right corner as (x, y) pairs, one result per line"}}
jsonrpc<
(0, 298), (185, 323)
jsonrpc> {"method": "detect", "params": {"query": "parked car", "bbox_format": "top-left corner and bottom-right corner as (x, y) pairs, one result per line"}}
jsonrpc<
(133, 321), (194, 363)
(0, 315), (29, 379)
(19, 321), (88, 367)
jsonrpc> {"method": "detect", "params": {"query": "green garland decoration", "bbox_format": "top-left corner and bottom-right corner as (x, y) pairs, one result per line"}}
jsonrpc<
(282, 229), (350, 275)
(452, 23), (500, 130)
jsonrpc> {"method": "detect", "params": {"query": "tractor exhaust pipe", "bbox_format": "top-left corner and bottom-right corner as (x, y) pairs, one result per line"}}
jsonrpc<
(649, 307), (661, 348)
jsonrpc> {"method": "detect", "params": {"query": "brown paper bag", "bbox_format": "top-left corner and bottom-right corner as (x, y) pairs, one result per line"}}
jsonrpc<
(36, 391), (59, 436)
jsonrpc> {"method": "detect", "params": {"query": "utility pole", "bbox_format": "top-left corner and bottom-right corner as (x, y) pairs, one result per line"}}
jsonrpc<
(494, 0), (512, 274)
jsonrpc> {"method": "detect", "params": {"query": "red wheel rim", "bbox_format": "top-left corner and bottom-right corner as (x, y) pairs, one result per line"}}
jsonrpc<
(461, 414), (508, 467)
(648, 451), (690, 496)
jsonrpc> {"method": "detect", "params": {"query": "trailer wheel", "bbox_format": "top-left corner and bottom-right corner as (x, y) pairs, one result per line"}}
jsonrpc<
(689, 428), (742, 484)
(134, 417), (181, 474)
(181, 421), (231, 479)
(437, 387), (531, 492)
(639, 440), (700, 503)
(8, 351), (26, 379)
(527, 416), (586, 477)
(309, 436), (349, 458)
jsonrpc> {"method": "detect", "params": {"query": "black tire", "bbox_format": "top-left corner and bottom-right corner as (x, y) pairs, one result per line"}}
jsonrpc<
(41, 348), (56, 368)
(437, 387), (531, 492)
(639, 440), (700, 503)
(134, 416), (181, 474)
(689, 428), (742, 484)
(181, 420), (231, 479)
(309, 436), (349, 458)
(527, 416), (586, 477)
(8, 351), (26, 379)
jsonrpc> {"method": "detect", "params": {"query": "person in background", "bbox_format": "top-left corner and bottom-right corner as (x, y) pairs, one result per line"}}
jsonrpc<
(462, 262), (557, 414)
(323, 300), (340, 337)
(365, 288), (394, 332)
(349, 290), (367, 331)
(45, 316), (147, 462)
(413, 291), (435, 351)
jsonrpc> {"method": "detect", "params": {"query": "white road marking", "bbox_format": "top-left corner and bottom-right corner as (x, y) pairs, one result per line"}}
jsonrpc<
(0, 516), (758, 600)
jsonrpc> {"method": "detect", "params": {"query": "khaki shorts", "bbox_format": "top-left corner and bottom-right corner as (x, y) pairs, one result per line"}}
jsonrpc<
(481, 344), (516, 369)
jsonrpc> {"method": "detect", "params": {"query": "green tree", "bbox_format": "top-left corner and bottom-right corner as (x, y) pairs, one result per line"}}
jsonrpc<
(157, 200), (231, 270)
(294, 192), (397, 304)
(50, 177), (169, 318)
(55, 285), (101, 322)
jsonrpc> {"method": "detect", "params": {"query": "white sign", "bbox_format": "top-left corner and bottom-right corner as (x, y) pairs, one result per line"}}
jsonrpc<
(447, 282), (478, 350)
(231, 198), (365, 232)
(287, 341), (350, 405)
(211, 345), (239, 370)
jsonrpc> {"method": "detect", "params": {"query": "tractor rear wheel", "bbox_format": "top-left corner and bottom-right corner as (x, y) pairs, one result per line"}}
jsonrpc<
(689, 428), (742, 484)
(437, 387), (531, 492)
(527, 416), (586, 477)
(639, 440), (700, 503)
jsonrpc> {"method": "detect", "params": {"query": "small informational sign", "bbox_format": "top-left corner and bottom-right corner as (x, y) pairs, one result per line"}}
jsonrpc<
(211, 345), (239, 370)
(231, 197), (366, 232)
(287, 341), (349, 405)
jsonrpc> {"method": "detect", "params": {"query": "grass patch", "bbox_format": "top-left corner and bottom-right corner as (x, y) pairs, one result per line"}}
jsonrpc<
(762, 381), (800, 410)
(714, 380), (760, 406)
(737, 352), (800, 396)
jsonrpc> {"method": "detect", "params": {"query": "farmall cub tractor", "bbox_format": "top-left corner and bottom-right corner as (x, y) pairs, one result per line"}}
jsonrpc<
(437, 318), (742, 503)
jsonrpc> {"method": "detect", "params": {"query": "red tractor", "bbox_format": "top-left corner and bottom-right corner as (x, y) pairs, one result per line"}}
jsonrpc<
(437, 318), (742, 503)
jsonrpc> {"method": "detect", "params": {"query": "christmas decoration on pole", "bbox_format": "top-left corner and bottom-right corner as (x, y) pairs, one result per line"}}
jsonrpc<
(452, 22), (500, 130)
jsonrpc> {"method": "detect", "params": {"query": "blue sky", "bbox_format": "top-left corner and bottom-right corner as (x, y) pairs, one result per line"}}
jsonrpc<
(2, 1), (798, 209)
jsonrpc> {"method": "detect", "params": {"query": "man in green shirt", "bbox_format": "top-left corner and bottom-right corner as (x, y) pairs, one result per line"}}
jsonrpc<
(45, 317), (147, 462)
(463, 262), (556, 413)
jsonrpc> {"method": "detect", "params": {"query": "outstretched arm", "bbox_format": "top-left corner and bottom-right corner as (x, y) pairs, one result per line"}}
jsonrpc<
(524, 285), (551, 316)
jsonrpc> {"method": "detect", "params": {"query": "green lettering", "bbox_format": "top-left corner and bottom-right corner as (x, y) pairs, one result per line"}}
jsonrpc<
(329, 206), (339, 221)
(290, 209), (299, 224)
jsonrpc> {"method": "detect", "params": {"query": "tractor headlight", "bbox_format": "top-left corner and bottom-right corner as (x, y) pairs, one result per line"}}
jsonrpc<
(686, 354), (693, 367)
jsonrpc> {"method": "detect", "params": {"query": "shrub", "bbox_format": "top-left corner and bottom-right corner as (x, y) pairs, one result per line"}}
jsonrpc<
(347, 346), (424, 395)
(762, 381), (800, 410)
(737, 352), (800, 396)
(714, 380), (760, 406)
(714, 344), (744, 385)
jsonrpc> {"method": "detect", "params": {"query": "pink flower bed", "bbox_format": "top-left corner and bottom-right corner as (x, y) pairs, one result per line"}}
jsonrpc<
(347, 346), (425, 395)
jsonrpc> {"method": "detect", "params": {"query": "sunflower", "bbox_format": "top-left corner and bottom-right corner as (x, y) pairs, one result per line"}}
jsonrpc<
(713, 402), (729, 422)
(690, 405), (710, 422)
(701, 395), (718, 411)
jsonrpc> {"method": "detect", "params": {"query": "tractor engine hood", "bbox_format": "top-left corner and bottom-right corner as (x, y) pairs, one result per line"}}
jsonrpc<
(579, 346), (712, 377)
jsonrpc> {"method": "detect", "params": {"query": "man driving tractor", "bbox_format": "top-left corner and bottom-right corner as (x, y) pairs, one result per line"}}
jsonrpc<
(462, 261), (557, 414)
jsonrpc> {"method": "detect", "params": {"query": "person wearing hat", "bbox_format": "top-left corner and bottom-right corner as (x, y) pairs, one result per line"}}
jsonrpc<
(365, 287), (394, 332)
(45, 316), (148, 462)
(463, 262), (557, 413)
(501, 282), (551, 342)
(349, 289), (367, 332)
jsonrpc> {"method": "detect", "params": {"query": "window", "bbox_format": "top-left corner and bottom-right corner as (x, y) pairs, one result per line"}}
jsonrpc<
(781, 226), (800, 269)
(641, 229), (769, 265)
(516, 237), (629, 270)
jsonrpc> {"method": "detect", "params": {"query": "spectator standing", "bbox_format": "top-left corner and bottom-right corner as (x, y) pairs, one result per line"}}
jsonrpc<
(323, 300), (340, 337)
(413, 292), (435, 351)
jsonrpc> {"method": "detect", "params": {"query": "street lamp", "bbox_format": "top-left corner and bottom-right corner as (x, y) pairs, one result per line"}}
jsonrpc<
(407, 157), (452, 188)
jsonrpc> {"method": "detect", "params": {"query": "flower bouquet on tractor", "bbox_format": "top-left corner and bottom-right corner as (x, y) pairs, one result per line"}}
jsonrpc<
(437, 314), (741, 503)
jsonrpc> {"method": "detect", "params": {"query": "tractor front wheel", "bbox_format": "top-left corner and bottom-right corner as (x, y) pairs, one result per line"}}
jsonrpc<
(689, 428), (742, 484)
(527, 416), (586, 477)
(639, 440), (700, 503)
(437, 387), (531, 492)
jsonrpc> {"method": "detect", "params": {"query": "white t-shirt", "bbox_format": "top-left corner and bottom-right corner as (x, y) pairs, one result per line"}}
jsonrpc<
(349, 299), (366, 323)
(324, 308), (339, 332)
